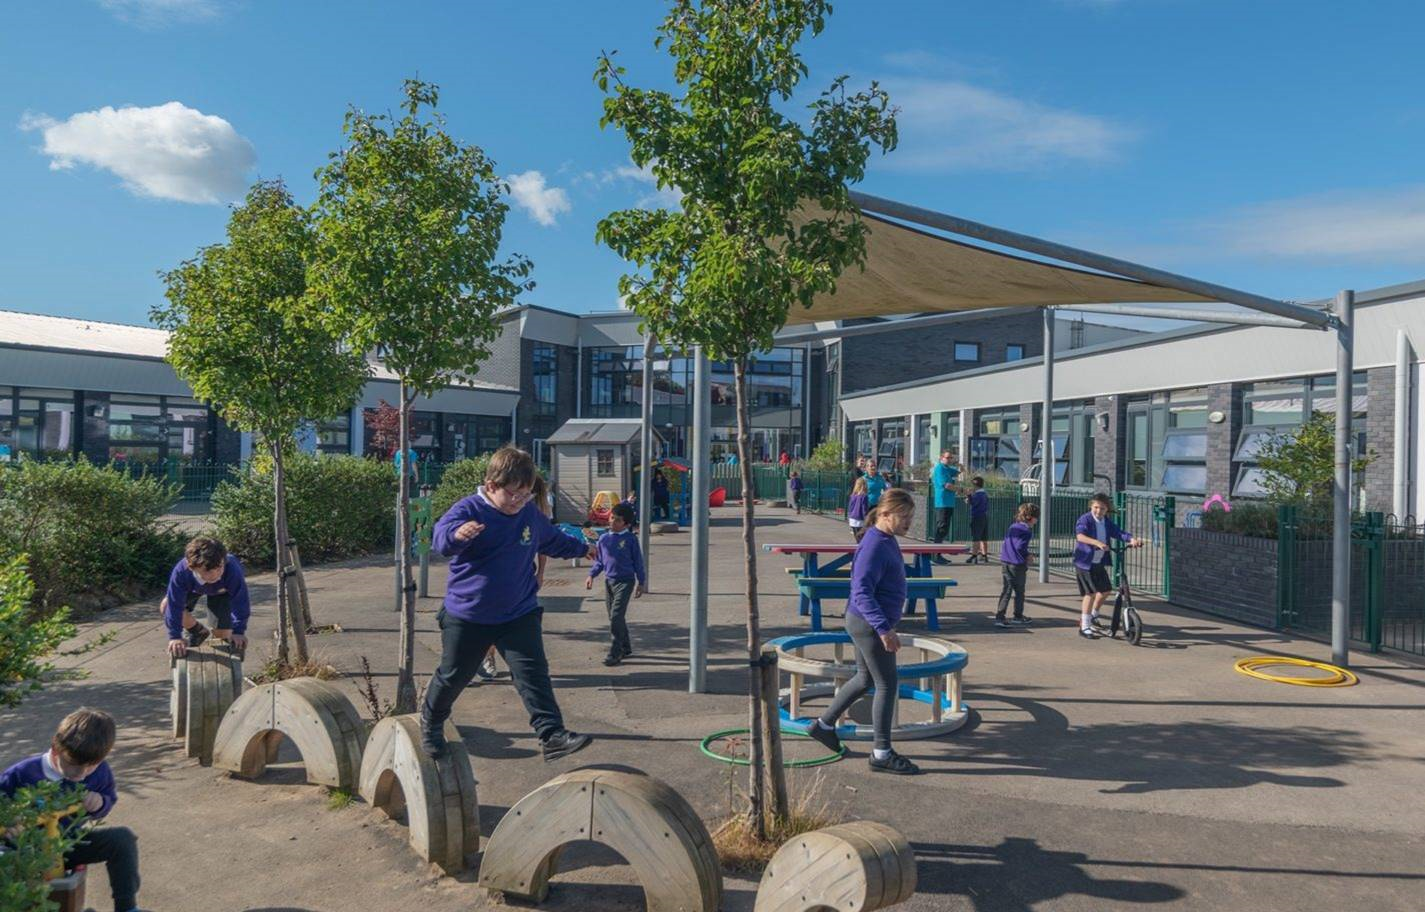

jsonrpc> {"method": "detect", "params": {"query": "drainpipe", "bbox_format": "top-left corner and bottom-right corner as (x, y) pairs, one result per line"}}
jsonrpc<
(1394, 330), (1412, 518)
(576, 338), (583, 418)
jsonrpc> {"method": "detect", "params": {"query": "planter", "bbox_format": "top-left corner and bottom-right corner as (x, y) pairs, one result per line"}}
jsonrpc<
(1170, 528), (1278, 628)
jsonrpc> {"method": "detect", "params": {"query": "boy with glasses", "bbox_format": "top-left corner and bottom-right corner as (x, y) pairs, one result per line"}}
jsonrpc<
(422, 447), (597, 761)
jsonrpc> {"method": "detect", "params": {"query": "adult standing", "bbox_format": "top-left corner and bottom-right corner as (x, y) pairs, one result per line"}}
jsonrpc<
(864, 465), (888, 508)
(930, 450), (961, 564)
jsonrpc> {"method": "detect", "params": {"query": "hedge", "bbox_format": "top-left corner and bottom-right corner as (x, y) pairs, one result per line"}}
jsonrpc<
(430, 455), (492, 520)
(0, 458), (185, 612)
(212, 454), (396, 567)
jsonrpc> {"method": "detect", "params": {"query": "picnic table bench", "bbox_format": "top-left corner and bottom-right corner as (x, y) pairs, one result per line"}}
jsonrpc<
(796, 576), (957, 632)
(766, 542), (968, 626)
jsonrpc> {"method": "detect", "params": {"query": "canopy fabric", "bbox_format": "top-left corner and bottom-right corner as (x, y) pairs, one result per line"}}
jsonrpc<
(786, 210), (1215, 326)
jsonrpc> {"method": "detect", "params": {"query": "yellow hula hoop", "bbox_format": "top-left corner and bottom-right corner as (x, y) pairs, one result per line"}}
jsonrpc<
(1233, 656), (1358, 687)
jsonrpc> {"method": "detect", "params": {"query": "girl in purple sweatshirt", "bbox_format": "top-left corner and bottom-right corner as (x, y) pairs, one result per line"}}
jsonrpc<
(995, 502), (1040, 627)
(846, 476), (869, 541)
(806, 488), (921, 776)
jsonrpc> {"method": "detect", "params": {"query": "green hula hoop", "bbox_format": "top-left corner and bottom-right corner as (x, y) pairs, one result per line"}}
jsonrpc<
(699, 727), (846, 768)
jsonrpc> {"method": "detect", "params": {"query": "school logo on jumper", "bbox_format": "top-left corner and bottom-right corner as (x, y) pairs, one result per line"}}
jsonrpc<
(618, 540), (627, 550)
(520, 525), (532, 546)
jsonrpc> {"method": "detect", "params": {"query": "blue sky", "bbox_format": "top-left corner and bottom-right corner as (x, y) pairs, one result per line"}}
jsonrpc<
(3, 0), (1424, 329)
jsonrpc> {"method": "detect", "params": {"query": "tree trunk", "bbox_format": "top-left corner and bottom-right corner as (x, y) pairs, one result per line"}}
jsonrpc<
(270, 443), (291, 666)
(394, 383), (418, 713)
(288, 543), (314, 633)
(273, 445), (309, 664)
(733, 358), (769, 839)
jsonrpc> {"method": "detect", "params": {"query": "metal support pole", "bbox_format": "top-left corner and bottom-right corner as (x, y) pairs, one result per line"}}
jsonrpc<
(690, 346), (711, 693)
(1394, 330), (1411, 518)
(639, 334), (654, 584)
(1039, 308), (1055, 582)
(1331, 290), (1354, 667)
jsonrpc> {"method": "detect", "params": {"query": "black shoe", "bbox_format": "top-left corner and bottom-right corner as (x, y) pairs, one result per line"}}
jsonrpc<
(542, 729), (592, 762)
(869, 750), (920, 775)
(420, 715), (448, 759)
(806, 722), (842, 754)
(994, 618), (1010, 628)
(1011, 616), (1032, 626)
(1079, 627), (1100, 640)
(602, 653), (622, 667)
(184, 623), (210, 649)
(621, 646), (634, 658)
(965, 555), (977, 564)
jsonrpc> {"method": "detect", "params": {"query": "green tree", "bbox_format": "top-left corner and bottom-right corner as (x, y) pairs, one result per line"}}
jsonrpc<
(1255, 411), (1374, 506)
(0, 554), (76, 708)
(311, 79), (533, 712)
(596, 0), (896, 835)
(155, 179), (369, 666)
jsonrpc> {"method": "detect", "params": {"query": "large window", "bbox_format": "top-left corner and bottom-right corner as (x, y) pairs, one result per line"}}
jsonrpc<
(975, 408), (1021, 478)
(531, 344), (558, 417)
(1125, 388), (1208, 494)
(314, 413), (351, 456)
(1234, 373), (1367, 497)
(1029, 401), (1096, 487)
(914, 414), (931, 466)
(107, 395), (164, 464)
(877, 417), (906, 473)
(166, 397), (214, 463)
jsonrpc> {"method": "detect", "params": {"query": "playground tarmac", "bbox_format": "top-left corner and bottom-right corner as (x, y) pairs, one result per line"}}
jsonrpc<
(3, 506), (1423, 911)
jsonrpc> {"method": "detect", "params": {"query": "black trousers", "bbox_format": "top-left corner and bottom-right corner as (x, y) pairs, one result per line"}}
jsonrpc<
(996, 563), (1027, 619)
(67, 825), (140, 912)
(605, 579), (635, 656)
(183, 590), (233, 630)
(818, 612), (898, 751)
(423, 607), (565, 741)
(932, 507), (954, 543)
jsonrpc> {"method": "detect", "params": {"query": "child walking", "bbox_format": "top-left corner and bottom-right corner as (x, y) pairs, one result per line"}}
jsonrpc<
(966, 476), (991, 564)
(846, 476), (869, 541)
(585, 502), (646, 667)
(1, 709), (145, 912)
(994, 503), (1040, 628)
(1072, 493), (1142, 639)
(160, 536), (250, 659)
(806, 488), (921, 776)
(788, 470), (803, 514)
(423, 447), (597, 762)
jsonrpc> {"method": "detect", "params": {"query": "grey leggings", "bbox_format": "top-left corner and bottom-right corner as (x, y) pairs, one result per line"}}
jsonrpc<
(818, 611), (898, 750)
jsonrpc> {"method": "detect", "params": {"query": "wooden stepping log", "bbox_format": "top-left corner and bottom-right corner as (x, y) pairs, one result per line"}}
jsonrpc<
(211, 677), (366, 790)
(479, 768), (721, 911)
(359, 714), (480, 874)
(755, 820), (917, 912)
(170, 648), (244, 765)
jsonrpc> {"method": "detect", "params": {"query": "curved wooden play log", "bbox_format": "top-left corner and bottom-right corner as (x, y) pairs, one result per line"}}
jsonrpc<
(755, 821), (917, 912)
(211, 677), (366, 790)
(479, 768), (722, 912)
(170, 647), (244, 765)
(358, 714), (480, 873)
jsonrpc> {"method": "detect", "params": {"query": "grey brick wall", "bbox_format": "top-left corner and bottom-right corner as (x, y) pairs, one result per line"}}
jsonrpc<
(840, 312), (1044, 395)
(1365, 366), (1394, 513)
(1171, 529), (1278, 628)
(1093, 395), (1125, 491)
(1019, 403), (1037, 479)
(1205, 383), (1241, 498)
(479, 319), (525, 390)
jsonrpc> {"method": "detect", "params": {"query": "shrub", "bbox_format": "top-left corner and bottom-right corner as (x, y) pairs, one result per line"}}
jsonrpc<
(803, 440), (847, 473)
(0, 458), (185, 612)
(212, 454), (395, 567)
(430, 455), (493, 520)
(1201, 501), (1282, 538)
(0, 780), (87, 911)
(0, 555), (77, 707)
(1255, 411), (1374, 504)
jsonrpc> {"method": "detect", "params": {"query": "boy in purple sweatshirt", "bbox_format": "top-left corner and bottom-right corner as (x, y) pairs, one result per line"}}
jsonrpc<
(584, 502), (646, 667)
(806, 488), (920, 776)
(1, 709), (144, 912)
(160, 537), (249, 659)
(994, 503), (1040, 628)
(422, 447), (597, 762)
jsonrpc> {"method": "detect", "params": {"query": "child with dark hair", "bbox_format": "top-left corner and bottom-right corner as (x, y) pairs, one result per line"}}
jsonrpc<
(788, 470), (803, 514)
(586, 502), (646, 667)
(161, 536), (249, 659)
(965, 477), (991, 564)
(1, 709), (145, 912)
(424, 446), (597, 762)
(1073, 493), (1142, 639)
(994, 502), (1040, 628)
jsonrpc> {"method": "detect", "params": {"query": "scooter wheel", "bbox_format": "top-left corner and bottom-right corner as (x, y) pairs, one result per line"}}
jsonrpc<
(1124, 608), (1143, 645)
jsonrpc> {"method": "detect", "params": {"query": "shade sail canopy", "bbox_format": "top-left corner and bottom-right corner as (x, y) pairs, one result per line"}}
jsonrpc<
(785, 209), (1216, 326)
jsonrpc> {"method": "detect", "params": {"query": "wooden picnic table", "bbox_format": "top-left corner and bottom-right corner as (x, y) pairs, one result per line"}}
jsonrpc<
(764, 541), (969, 624)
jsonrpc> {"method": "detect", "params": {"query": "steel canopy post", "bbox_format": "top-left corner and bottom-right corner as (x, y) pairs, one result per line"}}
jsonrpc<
(639, 333), (653, 585)
(1040, 308), (1055, 583)
(1332, 290), (1354, 667)
(690, 345), (711, 692)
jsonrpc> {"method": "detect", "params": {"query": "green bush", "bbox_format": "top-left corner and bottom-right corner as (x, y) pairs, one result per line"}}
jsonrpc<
(431, 455), (493, 520)
(1200, 501), (1283, 539)
(0, 780), (87, 911)
(0, 459), (185, 612)
(212, 454), (396, 567)
(803, 440), (847, 473)
(0, 555), (77, 708)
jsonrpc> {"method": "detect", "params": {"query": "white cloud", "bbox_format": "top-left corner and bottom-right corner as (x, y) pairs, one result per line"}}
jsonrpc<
(99, 0), (221, 26)
(881, 77), (1137, 172)
(612, 162), (682, 209)
(20, 102), (256, 204)
(1212, 187), (1425, 264)
(506, 170), (571, 227)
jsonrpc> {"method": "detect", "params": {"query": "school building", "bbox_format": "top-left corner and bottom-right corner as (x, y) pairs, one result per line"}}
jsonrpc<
(833, 279), (1425, 519)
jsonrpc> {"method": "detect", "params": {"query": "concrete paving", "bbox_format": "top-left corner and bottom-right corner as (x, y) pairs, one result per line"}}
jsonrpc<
(3, 505), (1423, 911)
